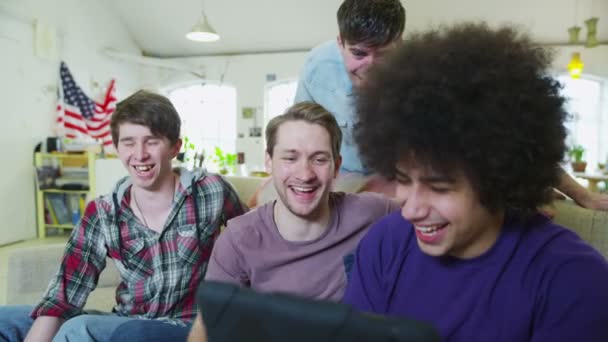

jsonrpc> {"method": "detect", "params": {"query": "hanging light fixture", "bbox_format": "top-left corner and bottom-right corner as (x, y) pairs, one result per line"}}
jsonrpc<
(584, 17), (599, 48)
(567, 26), (582, 44)
(567, 52), (584, 78)
(186, 0), (220, 42)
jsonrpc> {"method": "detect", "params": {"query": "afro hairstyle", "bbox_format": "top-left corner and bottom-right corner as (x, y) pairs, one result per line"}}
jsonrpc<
(354, 22), (568, 215)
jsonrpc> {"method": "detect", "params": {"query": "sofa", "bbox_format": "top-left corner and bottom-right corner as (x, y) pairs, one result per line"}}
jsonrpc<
(4, 175), (608, 312)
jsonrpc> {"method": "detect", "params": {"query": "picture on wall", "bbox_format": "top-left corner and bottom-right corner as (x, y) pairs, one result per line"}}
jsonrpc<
(242, 107), (256, 119)
(249, 127), (262, 137)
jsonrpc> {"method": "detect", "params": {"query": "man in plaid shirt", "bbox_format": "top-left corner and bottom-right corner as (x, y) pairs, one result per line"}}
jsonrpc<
(0, 90), (246, 341)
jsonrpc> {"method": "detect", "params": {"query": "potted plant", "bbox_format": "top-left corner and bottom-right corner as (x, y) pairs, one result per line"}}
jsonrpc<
(568, 144), (587, 172)
(212, 146), (237, 175)
(178, 136), (197, 167)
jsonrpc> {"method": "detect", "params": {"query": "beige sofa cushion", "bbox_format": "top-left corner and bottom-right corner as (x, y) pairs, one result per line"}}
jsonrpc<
(223, 175), (267, 206)
(6, 243), (120, 312)
(552, 200), (608, 259)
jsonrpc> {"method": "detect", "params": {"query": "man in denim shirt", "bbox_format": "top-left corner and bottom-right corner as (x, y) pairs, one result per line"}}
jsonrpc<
(295, 0), (405, 176)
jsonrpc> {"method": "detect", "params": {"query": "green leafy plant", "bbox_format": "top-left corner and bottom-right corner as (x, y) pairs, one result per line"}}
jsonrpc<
(182, 136), (196, 162)
(568, 144), (587, 172)
(212, 146), (237, 175)
(568, 144), (586, 162)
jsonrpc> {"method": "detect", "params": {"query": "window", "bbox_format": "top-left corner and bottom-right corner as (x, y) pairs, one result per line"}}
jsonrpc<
(558, 74), (607, 170)
(168, 82), (237, 164)
(264, 79), (298, 125)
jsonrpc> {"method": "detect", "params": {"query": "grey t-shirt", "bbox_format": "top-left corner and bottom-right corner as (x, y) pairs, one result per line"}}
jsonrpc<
(205, 192), (399, 301)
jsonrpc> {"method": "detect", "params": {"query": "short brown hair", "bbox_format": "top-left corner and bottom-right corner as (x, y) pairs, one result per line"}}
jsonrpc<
(265, 102), (342, 158)
(338, 0), (405, 47)
(111, 90), (181, 147)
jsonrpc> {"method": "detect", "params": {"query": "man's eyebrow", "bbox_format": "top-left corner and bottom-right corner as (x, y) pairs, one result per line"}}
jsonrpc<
(394, 169), (455, 183)
(119, 135), (159, 142)
(420, 175), (456, 183)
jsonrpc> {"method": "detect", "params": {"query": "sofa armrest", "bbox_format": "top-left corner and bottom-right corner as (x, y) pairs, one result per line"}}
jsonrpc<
(6, 243), (120, 311)
(552, 200), (608, 259)
(224, 175), (269, 207)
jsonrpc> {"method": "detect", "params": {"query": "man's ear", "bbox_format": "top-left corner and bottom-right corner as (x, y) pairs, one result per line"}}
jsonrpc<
(334, 155), (342, 178)
(264, 152), (273, 173)
(170, 138), (183, 159)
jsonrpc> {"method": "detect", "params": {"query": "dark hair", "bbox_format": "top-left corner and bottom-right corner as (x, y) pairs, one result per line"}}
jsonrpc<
(337, 0), (406, 46)
(111, 90), (181, 146)
(354, 23), (568, 215)
(265, 102), (342, 158)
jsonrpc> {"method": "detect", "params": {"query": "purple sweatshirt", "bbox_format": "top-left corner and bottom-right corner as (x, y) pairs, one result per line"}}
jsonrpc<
(343, 211), (608, 341)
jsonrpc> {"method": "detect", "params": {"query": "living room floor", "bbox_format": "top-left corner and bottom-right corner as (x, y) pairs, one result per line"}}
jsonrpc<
(0, 237), (69, 305)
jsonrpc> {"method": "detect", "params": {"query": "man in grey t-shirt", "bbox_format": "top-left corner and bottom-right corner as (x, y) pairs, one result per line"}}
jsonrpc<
(205, 101), (399, 300)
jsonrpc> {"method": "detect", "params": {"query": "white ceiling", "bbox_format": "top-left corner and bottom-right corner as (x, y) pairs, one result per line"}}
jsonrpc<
(108, 0), (608, 58)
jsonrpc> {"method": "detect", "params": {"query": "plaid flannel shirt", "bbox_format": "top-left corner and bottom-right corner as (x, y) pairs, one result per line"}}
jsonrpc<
(31, 168), (246, 321)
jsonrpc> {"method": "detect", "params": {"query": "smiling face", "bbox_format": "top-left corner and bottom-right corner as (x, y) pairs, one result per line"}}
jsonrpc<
(338, 36), (400, 88)
(116, 123), (181, 192)
(394, 160), (504, 259)
(265, 120), (341, 220)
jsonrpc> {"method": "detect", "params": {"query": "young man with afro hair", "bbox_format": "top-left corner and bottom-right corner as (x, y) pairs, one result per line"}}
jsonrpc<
(343, 23), (608, 341)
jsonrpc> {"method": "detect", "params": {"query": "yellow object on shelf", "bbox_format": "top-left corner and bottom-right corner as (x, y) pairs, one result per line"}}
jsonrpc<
(568, 52), (584, 79)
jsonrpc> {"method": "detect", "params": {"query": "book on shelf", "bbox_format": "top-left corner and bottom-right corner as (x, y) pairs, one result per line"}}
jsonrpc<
(46, 193), (71, 225)
(45, 197), (58, 224)
(44, 192), (88, 226)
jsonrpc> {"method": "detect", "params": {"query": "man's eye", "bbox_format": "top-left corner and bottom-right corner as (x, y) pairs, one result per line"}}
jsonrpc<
(395, 177), (410, 185)
(431, 187), (449, 193)
(282, 157), (296, 161)
(147, 140), (160, 145)
(314, 158), (329, 164)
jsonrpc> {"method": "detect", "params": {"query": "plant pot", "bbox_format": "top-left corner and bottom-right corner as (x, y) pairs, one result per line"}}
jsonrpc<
(571, 161), (587, 173)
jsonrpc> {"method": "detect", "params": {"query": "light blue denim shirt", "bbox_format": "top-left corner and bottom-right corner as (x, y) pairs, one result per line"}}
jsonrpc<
(294, 40), (366, 174)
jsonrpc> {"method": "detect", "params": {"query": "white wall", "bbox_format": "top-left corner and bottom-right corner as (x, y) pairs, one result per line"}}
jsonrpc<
(140, 51), (309, 168)
(0, 0), (142, 245)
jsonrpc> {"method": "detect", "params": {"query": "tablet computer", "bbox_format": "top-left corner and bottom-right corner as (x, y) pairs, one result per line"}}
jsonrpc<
(197, 281), (440, 342)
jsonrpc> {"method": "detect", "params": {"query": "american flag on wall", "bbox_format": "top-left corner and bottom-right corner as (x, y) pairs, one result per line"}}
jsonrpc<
(56, 61), (116, 151)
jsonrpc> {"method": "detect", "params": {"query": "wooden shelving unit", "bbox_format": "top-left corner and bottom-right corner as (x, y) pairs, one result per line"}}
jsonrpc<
(34, 152), (97, 238)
